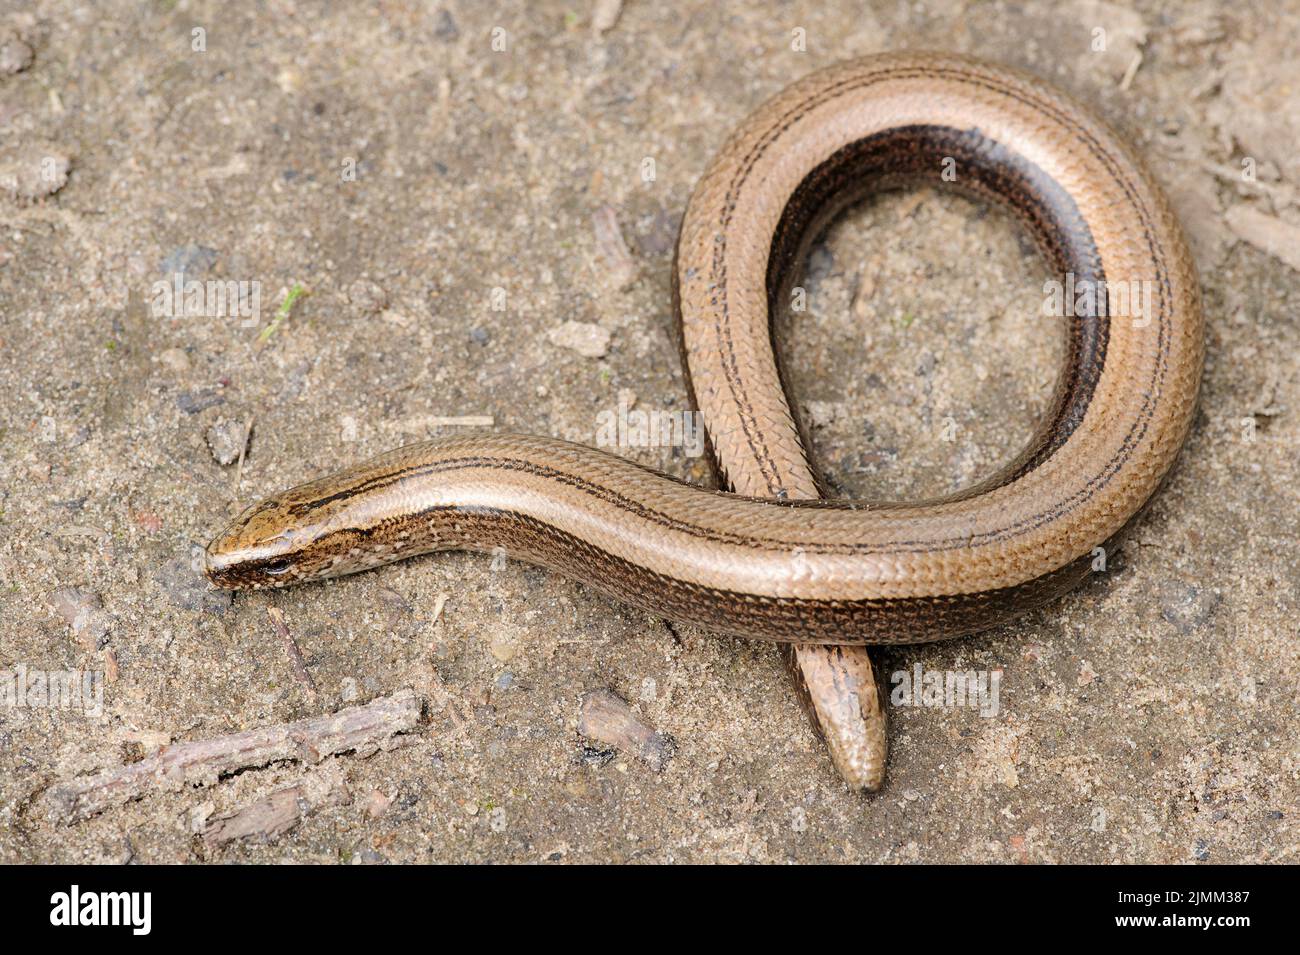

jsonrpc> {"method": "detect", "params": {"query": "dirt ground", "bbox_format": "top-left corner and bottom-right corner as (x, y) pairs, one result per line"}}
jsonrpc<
(1, 0), (1296, 863)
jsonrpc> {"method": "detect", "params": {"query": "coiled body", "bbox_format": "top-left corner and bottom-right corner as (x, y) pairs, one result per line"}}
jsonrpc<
(206, 53), (1203, 791)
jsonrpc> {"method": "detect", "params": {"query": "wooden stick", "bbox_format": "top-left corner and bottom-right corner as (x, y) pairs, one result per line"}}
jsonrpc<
(578, 689), (674, 771)
(268, 606), (318, 699)
(45, 689), (421, 824)
(204, 786), (306, 846)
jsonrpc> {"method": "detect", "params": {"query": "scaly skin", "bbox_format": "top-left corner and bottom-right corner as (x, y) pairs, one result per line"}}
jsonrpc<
(206, 53), (1203, 793)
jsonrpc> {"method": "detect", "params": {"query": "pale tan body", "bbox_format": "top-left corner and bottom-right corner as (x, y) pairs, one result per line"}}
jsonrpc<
(207, 53), (1203, 792)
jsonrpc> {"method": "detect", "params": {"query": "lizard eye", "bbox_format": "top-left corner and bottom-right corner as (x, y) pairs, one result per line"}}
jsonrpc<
(263, 558), (293, 575)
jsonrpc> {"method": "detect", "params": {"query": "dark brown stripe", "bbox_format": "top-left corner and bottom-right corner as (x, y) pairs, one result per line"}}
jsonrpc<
(763, 122), (1109, 496)
(291, 67), (1175, 567)
(278, 452), (1115, 558)
(402, 505), (1108, 643)
(700, 61), (1171, 536)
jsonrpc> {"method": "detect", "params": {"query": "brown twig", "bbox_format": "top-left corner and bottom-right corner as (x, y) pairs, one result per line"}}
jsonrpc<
(232, 414), (254, 494)
(578, 689), (674, 771)
(45, 689), (421, 824)
(268, 605), (318, 699)
(591, 205), (638, 289)
(204, 786), (306, 846)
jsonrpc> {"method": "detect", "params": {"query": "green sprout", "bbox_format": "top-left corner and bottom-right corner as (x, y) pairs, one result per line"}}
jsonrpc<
(258, 283), (308, 344)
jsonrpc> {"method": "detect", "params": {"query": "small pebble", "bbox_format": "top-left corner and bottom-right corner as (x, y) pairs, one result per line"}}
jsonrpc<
(158, 347), (191, 373)
(0, 148), (71, 201)
(548, 320), (611, 358)
(49, 587), (111, 650)
(434, 9), (459, 40)
(0, 36), (34, 74)
(159, 244), (218, 277)
(1158, 581), (1220, 635)
(592, 0), (624, 34)
(176, 390), (224, 415)
(347, 278), (388, 313)
(205, 418), (249, 466)
(364, 790), (393, 819)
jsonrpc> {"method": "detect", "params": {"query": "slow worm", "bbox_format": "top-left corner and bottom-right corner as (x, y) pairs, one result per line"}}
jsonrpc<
(206, 53), (1203, 792)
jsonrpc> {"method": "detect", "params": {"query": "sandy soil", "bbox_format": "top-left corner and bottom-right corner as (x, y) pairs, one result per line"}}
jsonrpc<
(0, 0), (1296, 863)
